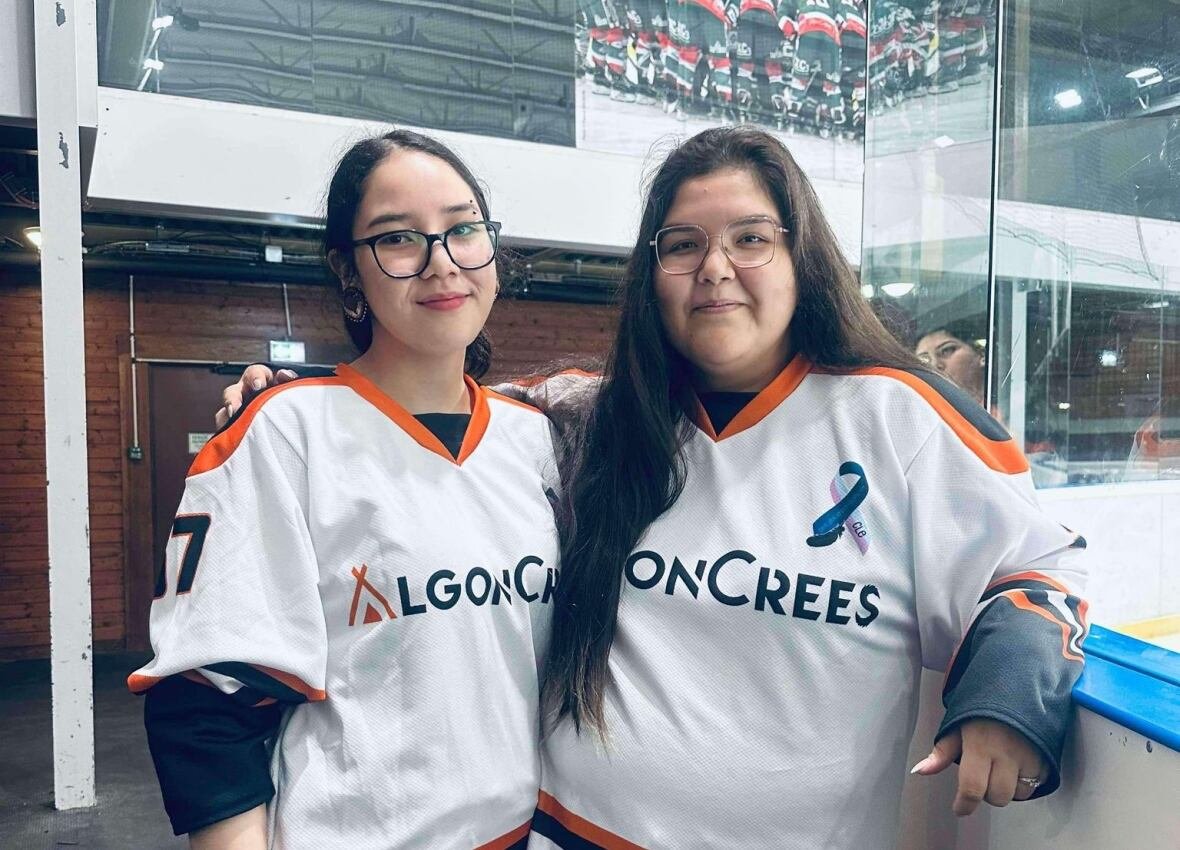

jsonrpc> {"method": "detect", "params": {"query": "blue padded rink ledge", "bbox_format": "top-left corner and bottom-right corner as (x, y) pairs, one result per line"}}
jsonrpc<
(1074, 625), (1180, 752)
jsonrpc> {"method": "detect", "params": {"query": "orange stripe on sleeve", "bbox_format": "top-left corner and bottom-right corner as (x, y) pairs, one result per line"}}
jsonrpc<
(1006, 591), (1084, 662)
(536, 792), (646, 850)
(188, 377), (343, 477)
(985, 569), (1071, 596)
(852, 367), (1029, 474)
(474, 819), (532, 850)
(251, 664), (327, 702)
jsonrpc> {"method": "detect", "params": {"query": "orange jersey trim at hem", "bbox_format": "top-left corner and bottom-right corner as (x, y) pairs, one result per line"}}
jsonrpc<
(127, 665), (327, 701)
(474, 818), (533, 850)
(690, 354), (812, 442)
(536, 792), (646, 850)
(850, 367), (1029, 474)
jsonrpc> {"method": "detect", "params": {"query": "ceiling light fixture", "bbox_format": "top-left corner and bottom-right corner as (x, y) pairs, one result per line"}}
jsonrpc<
(880, 282), (915, 298)
(142, 57), (164, 71)
(1125, 67), (1163, 87)
(151, 15), (174, 30)
(1054, 89), (1082, 109)
(22, 226), (42, 250)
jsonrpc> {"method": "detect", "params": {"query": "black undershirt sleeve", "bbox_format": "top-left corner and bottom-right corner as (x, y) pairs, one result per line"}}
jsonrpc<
(144, 675), (282, 836)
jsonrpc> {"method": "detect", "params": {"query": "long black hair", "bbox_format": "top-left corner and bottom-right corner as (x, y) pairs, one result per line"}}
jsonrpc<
(323, 129), (493, 379)
(544, 126), (923, 733)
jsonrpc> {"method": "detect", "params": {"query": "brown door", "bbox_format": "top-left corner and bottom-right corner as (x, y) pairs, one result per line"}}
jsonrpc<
(149, 365), (234, 573)
(127, 363), (234, 651)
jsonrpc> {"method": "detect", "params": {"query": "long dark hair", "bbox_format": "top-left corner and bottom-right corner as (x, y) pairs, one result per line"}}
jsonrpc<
(545, 126), (922, 732)
(323, 129), (493, 379)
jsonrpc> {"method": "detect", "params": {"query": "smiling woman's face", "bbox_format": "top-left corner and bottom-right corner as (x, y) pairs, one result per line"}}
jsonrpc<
(653, 167), (798, 392)
(347, 149), (498, 362)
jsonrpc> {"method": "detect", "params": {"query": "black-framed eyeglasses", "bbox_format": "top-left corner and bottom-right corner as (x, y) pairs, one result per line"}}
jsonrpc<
(351, 220), (501, 279)
(650, 215), (789, 275)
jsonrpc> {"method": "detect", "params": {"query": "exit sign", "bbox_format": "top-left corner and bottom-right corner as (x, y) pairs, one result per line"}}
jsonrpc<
(269, 340), (306, 363)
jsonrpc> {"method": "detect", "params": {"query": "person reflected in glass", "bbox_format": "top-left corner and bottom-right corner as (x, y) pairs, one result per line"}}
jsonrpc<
(915, 322), (986, 407)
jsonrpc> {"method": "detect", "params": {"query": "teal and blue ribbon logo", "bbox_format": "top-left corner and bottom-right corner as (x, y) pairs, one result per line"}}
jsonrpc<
(806, 461), (870, 553)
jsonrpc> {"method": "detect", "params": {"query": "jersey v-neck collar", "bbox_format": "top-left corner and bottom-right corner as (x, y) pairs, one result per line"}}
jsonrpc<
(334, 362), (490, 465)
(689, 354), (812, 442)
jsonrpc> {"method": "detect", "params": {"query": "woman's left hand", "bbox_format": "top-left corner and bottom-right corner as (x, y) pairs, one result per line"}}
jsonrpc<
(910, 718), (1047, 816)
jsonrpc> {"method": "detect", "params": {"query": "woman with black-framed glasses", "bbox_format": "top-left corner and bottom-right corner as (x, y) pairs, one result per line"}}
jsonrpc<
(210, 126), (1086, 849)
(352, 219), (502, 280)
(135, 130), (558, 850)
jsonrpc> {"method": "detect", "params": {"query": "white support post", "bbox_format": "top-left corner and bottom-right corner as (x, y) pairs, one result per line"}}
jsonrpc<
(33, 0), (96, 810)
(1006, 282), (1028, 450)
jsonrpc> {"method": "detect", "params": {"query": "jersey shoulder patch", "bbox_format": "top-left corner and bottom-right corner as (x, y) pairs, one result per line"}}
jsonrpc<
(849, 367), (1028, 474)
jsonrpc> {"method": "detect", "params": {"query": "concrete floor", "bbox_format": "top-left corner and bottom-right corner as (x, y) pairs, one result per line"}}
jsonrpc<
(0, 652), (185, 849)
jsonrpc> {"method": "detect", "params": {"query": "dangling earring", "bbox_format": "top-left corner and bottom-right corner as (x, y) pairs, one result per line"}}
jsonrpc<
(341, 284), (369, 323)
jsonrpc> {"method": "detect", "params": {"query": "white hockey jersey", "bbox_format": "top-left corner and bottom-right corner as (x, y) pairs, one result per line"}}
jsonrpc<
(526, 356), (1087, 850)
(130, 363), (560, 850)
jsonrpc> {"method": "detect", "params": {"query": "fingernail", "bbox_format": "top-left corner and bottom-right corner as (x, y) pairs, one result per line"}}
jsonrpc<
(252, 378), (264, 391)
(910, 755), (933, 774)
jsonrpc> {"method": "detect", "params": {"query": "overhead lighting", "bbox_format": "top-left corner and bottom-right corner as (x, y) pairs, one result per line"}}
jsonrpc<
(974, 338), (987, 349)
(933, 135), (955, 148)
(1057, 402), (1071, 411)
(1143, 299), (1170, 309)
(1099, 350), (1119, 367)
(151, 14), (174, 30)
(22, 226), (41, 250)
(1054, 89), (1082, 109)
(142, 57), (164, 71)
(860, 284), (875, 298)
(880, 282), (915, 298)
(1125, 67), (1163, 87)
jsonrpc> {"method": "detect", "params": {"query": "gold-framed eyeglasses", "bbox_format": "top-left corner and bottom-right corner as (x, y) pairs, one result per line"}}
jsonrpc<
(650, 215), (789, 275)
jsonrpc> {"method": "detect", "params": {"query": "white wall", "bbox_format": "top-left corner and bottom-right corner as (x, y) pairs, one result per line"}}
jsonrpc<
(900, 669), (1180, 850)
(0, 0), (98, 127)
(0, 0), (36, 122)
(985, 709), (1180, 850)
(1038, 482), (1180, 626)
(86, 88), (865, 259)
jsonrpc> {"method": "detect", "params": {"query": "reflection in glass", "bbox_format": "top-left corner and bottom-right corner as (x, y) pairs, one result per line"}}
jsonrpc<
(96, 0), (577, 146)
(862, 0), (999, 424)
(994, 0), (1180, 486)
(572, 1), (866, 186)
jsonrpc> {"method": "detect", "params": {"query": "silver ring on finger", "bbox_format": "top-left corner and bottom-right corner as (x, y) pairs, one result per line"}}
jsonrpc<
(1016, 775), (1042, 793)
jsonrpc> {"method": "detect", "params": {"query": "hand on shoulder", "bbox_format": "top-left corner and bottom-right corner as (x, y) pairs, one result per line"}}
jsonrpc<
(214, 365), (300, 429)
